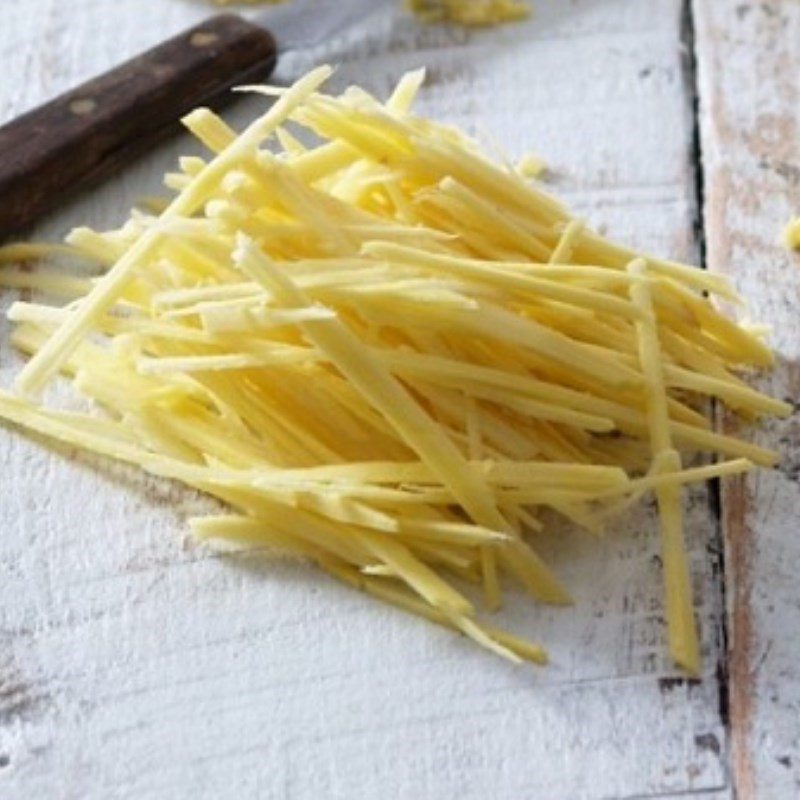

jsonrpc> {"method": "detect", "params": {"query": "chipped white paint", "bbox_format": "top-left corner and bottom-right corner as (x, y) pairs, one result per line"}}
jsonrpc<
(0, 1), (744, 797)
(694, 1), (800, 797)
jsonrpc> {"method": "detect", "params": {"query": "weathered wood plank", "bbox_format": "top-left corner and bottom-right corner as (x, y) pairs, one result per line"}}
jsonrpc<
(0, 1), (734, 797)
(693, 0), (800, 797)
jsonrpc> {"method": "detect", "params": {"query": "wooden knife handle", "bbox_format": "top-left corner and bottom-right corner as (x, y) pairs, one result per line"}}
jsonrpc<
(0, 14), (277, 241)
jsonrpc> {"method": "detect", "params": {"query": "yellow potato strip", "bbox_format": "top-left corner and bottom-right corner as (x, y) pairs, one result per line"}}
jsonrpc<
(628, 259), (699, 675)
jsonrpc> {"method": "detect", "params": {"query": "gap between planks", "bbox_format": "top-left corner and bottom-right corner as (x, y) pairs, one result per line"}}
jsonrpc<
(681, 0), (735, 795)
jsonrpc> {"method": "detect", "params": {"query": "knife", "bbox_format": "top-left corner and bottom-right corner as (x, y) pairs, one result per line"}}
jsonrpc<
(0, 1), (388, 242)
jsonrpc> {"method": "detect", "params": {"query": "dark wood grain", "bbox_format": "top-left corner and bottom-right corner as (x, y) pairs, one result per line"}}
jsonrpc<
(0, 14), (277, 242)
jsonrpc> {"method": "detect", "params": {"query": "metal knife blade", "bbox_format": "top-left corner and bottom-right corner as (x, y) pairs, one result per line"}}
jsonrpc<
(257, 0), (394, 52)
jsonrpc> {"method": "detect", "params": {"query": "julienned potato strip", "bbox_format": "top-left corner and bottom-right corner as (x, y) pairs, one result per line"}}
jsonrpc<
(0, 66), (789, 673)
(784, 217), (800, 251)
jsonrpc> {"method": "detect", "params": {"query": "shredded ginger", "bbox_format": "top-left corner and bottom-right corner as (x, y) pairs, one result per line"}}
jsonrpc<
(0, 66), (788, 672)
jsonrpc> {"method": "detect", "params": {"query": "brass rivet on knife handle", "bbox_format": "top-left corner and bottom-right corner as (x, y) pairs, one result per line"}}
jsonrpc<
(0, 14), (277, 242)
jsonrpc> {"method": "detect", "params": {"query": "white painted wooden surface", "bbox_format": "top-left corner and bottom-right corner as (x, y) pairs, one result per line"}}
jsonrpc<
(4, 0), (793, 797)
(694, 1), (800, 797)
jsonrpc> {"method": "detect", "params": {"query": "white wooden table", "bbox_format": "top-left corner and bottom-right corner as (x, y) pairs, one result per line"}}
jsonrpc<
(1, 2), (798, 798)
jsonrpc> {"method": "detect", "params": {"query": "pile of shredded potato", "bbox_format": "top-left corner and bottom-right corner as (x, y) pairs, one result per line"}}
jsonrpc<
(405, 0), (529, 25)
(214, 0), (286, 6)
(213, 0), (531, 27)
(0, 66), (788, 671)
